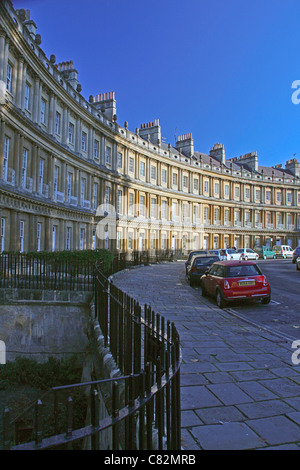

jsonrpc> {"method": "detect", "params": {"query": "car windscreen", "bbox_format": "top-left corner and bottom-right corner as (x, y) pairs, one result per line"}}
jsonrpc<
(194, 257), (219, 265)
(225, 264), (262, 277)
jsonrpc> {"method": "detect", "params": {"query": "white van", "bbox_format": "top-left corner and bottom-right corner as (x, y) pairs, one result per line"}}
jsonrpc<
(272, 245), (293, 259)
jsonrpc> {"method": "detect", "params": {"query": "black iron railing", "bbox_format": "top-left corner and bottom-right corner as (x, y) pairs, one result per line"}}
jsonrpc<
(2, 250), (182, 450)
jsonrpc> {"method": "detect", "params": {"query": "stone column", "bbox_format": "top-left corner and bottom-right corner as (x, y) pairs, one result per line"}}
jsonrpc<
(0, 31), (6, 83)
(33, 76), (40, 123)
(16, 56), (24, 109)
(0, 119), (6, 177)
(49, 93), (55, 135)
(12, 132), (21, 186)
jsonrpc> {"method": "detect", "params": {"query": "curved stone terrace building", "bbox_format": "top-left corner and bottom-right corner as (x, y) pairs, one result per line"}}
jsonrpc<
(1, 0), (300, 255)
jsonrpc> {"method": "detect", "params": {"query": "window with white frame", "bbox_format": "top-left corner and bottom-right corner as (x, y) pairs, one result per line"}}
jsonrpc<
(24, 83), (30, 110)
(116, 231), (121, 250)
(128, 232), (133, 249)
(81, 131), (87, 151)
(183, 175), (188, 188)
(287, 192), (292, 203)
(214, 182), (219, 195)
(140, 195), (145, 216)
(80, 178), (86, 206)
(214, 207), (219, 223)
(40, 98), (46, 124)
(204, 207), (209, 221)
(6, 63), (12, 92)
(151, 165), (156, 180)
(150, 198), (156, 218)
(37, 222), (41, 252)
(224, 209), (229, 224)
(172, 173), (178, 186)
(161, 168), (167, 183)
(245, 187), (250, 199)
(68, 122), (74, 144)
(80, 228), (85, 250)
(67, 172), (72, 203)
(1, 218), (5, 253)
(105, 187), (110, 209)
(21, 149), (28, 188)
(38, 158), (44, 194)
(140, 161), (145, 177)
(66, 226), (71, 250)
(255, 189), (260, 200)
(235, 186), (240, 198)
(117, 190), (122, 214)
(277, 213), (282, 225)
(224, 184), (229, 197)
(172, 202), (177, 220)
(182, 203), (188, 221)
(193, 178), (198, 191)
(93, 183), (98, 210)
(3, 136), (9, 181)
(204, 180), (209, 193)
(105, 146), (111, 165)
(161, 200), (167, 219)
(55, 112), (61, 134)
(266, 190), (271, 202)
(53, 165), (59, 200)
(277, 191), (281, 202)
(129, 157), (134, 173)
(20, 220), (24, 253)
(128, 193), (134, 215)
(94, 140), (99, 159)
(117, 152), (122, 168)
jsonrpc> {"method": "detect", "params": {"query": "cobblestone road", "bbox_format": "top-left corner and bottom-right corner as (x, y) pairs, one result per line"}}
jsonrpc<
(112, 261), (300, 450)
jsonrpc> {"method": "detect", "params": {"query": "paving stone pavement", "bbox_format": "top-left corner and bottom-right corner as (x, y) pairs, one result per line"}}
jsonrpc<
(112, 261), (300, 450)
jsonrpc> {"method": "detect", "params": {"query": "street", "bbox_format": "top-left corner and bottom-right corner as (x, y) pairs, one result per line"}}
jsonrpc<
(192, 259), (300, 341)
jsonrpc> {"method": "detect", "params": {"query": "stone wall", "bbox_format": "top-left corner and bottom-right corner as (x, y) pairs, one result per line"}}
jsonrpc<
(0, 293), (91, 362)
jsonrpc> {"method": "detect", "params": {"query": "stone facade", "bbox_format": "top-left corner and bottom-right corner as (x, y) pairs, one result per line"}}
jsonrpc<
(1, 1), (300, 253)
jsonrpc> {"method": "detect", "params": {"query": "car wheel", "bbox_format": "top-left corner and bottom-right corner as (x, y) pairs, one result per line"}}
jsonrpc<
(261, 296), (271, 305)
(216, 289), (227, 309)
(263, 255), (267, 260)
(296, 263), (300, 271)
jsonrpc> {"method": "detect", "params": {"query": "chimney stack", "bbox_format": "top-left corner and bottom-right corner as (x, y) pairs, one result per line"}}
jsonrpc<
(139, 119), (161, 145)
(176, 133), (194, 157)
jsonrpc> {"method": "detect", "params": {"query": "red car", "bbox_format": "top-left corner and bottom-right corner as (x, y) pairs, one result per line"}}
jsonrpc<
(200, 260), (271, 308)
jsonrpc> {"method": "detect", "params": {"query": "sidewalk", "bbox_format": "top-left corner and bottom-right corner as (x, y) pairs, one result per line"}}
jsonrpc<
(112, 261), (300, 450)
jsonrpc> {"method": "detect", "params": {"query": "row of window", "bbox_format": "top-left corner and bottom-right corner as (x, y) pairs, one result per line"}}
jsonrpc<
(3, 135), (300, 207)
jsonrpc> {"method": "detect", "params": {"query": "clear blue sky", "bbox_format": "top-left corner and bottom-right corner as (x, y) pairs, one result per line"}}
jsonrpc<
(12, 0), (300, 167)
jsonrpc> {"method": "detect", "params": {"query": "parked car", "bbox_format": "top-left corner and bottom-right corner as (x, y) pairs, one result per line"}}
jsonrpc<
(253, 246), (276, 260)
(219, 249), (239, 261)
(292, 247), (300, 263)
(236, 248), (259, 261)
(200, 260), (271, 308)
(209, 249), (222, 259)
(185, 250), (209, 274)
(186, 255), (220, 286)
(272, 245), (293, 259)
